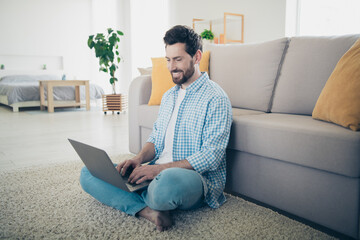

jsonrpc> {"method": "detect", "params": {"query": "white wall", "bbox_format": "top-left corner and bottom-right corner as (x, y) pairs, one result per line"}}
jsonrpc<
(169, 0), (286, 43)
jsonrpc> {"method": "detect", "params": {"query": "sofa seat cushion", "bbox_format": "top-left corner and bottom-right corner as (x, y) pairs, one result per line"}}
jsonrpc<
(232, 108), (266, 116)
(228, 113), (360, 177)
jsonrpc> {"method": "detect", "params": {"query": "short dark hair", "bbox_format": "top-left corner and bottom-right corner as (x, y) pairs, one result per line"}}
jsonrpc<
(163, 25), (203, 57)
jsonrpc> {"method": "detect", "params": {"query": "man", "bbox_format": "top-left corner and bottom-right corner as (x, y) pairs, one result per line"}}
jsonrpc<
(80, 25), (232, 231)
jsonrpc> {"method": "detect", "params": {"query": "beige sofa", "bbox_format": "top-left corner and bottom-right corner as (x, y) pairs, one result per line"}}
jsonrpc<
(128, 35), (360, 239)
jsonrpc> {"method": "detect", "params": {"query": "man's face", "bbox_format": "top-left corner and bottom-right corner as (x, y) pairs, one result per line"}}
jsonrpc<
(165, 43), (195, 86)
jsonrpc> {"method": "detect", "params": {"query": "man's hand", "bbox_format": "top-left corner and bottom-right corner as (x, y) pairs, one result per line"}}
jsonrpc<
(128, 165), (164, 184)
(116, 158), (142, 176)
(115, 142), (156, 178)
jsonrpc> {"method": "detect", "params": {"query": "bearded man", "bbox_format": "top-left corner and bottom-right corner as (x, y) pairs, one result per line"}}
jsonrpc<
(80, 25), (232, 231)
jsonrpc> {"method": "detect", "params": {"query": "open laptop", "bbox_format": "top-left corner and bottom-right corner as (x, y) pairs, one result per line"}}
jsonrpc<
(68, 138), (150, 192)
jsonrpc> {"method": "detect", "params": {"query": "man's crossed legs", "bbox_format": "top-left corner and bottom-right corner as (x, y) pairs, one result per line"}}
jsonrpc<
(80, 167), (204, 231)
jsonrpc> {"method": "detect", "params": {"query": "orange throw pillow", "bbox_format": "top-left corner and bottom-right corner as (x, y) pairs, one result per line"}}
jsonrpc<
(312, 39), (360, 131)
(147, 51), (210, 106)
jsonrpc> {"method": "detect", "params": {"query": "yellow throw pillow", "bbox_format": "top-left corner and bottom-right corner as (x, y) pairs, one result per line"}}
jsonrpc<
(200, 50), (210, 73)
(147, 57), (175, 106)
(312, 39), (360, 131)
(147, 51), (210, 105)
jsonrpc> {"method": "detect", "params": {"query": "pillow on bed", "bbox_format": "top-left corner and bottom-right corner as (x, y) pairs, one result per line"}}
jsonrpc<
(0, 75), (62, 83)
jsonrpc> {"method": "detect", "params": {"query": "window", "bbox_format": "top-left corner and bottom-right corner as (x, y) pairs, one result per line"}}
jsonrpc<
(130, 0), (169, 78)
(297, 0), (360, 36)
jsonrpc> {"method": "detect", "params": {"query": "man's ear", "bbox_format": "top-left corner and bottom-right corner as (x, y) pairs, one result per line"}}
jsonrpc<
(194, 50), (202, 65)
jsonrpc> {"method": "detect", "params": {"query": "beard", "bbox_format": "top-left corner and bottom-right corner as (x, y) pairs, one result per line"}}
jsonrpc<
(171, 60), (195, 86)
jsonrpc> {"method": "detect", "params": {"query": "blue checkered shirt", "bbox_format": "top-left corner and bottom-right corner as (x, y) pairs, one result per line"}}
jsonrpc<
(147, 72), (232, 208)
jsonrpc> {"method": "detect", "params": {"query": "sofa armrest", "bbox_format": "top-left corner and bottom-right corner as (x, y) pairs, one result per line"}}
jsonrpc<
(129, 75), (152, 106)
(128, 75), (152, 154)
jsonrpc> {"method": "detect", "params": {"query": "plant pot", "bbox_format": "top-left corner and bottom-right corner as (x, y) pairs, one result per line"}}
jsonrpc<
(102, 94), (127, 114)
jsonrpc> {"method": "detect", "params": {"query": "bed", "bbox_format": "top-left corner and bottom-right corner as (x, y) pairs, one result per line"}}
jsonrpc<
(0, 55), (104, 112)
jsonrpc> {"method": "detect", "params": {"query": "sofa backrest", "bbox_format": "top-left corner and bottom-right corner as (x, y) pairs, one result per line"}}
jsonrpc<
(270, 35), (360, 115)
(208, 38), (289, 112)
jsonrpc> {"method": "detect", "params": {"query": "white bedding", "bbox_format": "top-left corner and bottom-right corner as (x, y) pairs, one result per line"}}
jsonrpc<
(0, 75), (104, 106)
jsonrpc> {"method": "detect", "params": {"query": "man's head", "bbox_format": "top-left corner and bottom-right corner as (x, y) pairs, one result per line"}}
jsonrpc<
(163, 25), (203, 87)
(163, 25), (203, 57)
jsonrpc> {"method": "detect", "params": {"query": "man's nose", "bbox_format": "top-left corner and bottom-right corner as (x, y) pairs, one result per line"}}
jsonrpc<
(168, 61), (176, 71)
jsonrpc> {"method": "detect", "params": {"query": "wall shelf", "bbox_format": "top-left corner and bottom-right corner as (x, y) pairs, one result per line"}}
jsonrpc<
(193, 12), (244, 44)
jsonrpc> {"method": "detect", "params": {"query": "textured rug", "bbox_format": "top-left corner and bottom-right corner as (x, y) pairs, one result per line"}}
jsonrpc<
(0, 155), (336, 239)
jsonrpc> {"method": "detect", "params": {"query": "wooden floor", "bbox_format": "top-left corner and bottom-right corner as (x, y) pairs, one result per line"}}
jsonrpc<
(0, 105), (130, 171)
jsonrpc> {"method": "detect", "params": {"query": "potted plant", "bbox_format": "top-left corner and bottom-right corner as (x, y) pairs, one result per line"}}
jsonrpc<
(88, 28), (124, 94)
(88, 28), (126, 114)
(200, 29), (215, 42)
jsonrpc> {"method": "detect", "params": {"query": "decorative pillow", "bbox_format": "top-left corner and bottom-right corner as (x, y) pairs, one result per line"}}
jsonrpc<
(199, 50), (210, 74)
(147, 58), (174, 105)
(138, 67), (152, 76)
(147, 51), (210, 105)
(312, 38), (360, 131)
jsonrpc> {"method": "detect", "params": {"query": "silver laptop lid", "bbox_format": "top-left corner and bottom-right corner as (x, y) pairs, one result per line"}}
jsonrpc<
(68, 138), (130, 191)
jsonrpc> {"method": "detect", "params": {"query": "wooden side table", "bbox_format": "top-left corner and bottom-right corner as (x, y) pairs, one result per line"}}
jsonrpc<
(39, 80), (90, 113)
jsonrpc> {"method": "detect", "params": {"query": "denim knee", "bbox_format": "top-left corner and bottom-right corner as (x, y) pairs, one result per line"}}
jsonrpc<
(80, 166), (91, 192)
(144, 168), (204, 211)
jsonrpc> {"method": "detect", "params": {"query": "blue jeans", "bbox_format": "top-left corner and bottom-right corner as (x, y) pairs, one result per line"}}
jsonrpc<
(80, 166), (205, 216)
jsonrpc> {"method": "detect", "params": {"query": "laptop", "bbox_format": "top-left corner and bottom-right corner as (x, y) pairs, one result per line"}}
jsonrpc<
(68, 138), (150, 192)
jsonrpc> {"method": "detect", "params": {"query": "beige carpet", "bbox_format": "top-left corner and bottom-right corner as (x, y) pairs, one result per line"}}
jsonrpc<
(0, 155), (336, 239)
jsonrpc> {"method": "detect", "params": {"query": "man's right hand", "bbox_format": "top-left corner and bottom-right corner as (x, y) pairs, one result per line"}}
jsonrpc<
(115, 142), (156, 177)
(116, 158), (142, 176)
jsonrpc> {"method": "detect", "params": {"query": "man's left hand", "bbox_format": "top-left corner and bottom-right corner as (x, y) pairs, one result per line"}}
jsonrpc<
(128, 165), (165, 184)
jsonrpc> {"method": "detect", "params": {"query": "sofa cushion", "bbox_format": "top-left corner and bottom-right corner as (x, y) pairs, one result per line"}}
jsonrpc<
(232, 108), (266, 116)
(312, 38), (360, 131)
(138, 67), (152, 76)
(147, 57), (175, 106)
(228, 113), (360, 177)
(271, 35), (360, 115)
(199, 50), (210, 74)
(208, 38), (288, 112)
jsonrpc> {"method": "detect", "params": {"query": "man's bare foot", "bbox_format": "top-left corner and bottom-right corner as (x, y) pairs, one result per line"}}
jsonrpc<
(138, 207), (172, 231)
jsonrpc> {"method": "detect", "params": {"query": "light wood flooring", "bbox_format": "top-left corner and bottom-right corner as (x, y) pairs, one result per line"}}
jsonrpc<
(0, 105), (130, 171)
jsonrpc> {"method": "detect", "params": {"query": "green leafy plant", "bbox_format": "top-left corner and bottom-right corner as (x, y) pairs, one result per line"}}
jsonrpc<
(200, 29), (215, 40)
(88, 28), (124, 94)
